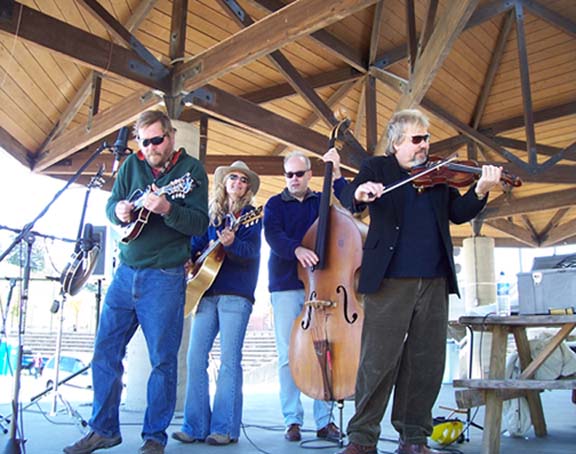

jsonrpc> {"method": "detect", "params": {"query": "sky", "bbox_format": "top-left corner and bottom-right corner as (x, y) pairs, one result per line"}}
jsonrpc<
(0, 149), (110, 269)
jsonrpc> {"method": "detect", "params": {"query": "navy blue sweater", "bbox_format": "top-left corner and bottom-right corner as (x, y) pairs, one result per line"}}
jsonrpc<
(191, 205), (262, 302)
(264, 178), (346, 293)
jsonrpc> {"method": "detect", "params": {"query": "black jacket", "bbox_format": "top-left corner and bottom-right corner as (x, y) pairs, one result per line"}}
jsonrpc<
(339, 155), (487, 296)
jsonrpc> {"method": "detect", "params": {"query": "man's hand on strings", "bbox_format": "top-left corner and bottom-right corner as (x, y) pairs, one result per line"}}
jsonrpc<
(295, 246), (319, 268)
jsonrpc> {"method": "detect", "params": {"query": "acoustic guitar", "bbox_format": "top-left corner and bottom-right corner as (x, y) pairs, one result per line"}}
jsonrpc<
(120, 172), (197, 243)
(184, 206), (263, 317)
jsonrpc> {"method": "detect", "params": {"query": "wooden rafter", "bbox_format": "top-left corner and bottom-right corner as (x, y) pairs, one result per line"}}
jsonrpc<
(514, 2), (537, 167)
(37, 0), (157, 155)
(417, 0), (439, 59)
(373, 0), (514, 70)
(395, 0), (480, 111)
(271, 80), (357, 156)
(471, 10), (514, 129)
(0, 2), (169, 91)
(250, 0), (368, 71)
(182, 85), (367, 169)
(480, 189), (576, 221)
(405, 0), (417, 74)
(486, 219), (538, 247)
(173, 0), (379, 94)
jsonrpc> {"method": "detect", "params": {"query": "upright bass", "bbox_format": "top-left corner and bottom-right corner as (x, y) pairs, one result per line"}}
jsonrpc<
(289, 119), (365, 402)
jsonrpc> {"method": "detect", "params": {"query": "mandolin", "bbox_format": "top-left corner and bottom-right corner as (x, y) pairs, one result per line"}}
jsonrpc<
(184, 206), (263, 317)
(120, 172), (197, 243)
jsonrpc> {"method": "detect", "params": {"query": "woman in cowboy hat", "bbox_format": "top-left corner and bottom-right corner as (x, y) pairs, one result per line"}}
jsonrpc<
(173, 160), (261, 446)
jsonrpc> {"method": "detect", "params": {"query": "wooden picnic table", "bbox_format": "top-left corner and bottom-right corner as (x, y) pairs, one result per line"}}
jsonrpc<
(453, 314), (576, 454)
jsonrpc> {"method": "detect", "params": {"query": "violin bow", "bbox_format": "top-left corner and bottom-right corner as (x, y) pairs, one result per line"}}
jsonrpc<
(376, 155), (458, 197)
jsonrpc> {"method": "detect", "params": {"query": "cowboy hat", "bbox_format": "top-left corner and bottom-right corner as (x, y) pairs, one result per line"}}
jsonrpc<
(214, 160), (260, 195)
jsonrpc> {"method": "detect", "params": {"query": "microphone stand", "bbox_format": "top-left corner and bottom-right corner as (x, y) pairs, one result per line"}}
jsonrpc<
(0, 142), (110, 454)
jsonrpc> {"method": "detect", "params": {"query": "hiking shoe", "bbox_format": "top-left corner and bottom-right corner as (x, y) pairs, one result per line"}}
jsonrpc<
(171, 431), (201, 443)
(284, 423), (301, 441)
(63, 431), (122, 454)
(317, 422), (341, 441)
(205, 433), (238, 445)
(138, 439), (164, 454)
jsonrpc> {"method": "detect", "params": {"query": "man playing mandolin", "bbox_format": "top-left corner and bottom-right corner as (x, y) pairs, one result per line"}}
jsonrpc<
(325, 109), (502, 454)
(64, 110), (209, 454)
(172, 160), (262, 446)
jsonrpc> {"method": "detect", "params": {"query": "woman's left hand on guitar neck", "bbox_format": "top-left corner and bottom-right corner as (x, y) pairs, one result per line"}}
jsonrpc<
(216, 227), (235, 247)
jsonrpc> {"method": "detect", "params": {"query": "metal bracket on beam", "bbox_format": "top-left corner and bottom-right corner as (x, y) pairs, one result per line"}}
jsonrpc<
(129, 36), (170, 79)
(224, 0), (245, 22)
(177, 62), (203, 87)
(182, 88), (214, 107)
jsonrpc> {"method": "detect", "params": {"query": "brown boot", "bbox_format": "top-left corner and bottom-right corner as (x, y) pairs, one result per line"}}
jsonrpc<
(396, 440), (442, 454)
(284, 423), (301, 442)
(335, 442), (377, 454)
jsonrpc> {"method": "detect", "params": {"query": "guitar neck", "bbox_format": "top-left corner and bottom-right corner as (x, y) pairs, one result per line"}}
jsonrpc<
(197, 238), (222, 263)
(132, 187), (167, 210)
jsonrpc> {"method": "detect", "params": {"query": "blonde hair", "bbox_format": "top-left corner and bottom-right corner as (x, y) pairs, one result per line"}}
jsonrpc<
(209, 175), (256, 227)
(385, 109), (430, 156)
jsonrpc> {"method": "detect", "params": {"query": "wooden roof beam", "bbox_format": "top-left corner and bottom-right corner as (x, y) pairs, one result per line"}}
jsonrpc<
(36, 66), (363, 171)
(35, 89), (163, 171)
(514, 2), (537, 167)
(395, 0), (480, 111)
(480, 101), (576, 134)
(37, 1), (157, 156)
(373, 0), (514, 69)
(364, 1), (386, 153)
(405, 0), (417, 75)
(480, 188), (576, 221)
(520, 0), (576, 39)
(0, 127), (33, 168)
(271, 80), (358, 156)
(417, 0), (439, 60)
(174, 0), (378, 94)
(44, 151), (356, 179)
(217, 0), (338, 128)
(0, 2), (169, 92)
(182, 85), (367, 170)
(471, 10), (514, 129)
(485, 219), (539, 247)
(249, 0), (368, 72)
(541, 218), (576, 248)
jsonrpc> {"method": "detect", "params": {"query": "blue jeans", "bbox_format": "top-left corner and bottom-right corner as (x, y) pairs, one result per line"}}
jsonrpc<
(270, 290), (333, 429)
(90, 263), (185, 446)
(181, 294), (253, 440)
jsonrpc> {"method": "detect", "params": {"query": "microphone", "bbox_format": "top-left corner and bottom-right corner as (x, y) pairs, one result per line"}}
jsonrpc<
(111, 127), (131, 176)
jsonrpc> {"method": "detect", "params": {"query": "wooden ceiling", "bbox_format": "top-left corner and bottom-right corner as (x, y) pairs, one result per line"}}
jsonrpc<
(0, 0), (575, 248)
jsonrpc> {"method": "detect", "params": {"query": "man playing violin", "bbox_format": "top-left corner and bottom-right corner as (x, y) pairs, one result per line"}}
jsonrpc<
(325, 109), (501, 454)
(64, 110), (208, 454)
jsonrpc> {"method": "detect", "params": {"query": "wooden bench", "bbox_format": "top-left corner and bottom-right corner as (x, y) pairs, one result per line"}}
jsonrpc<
(454, 315), (576, 454)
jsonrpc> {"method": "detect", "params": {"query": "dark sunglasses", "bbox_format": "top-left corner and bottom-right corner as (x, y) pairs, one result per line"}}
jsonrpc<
(285, 170), (308, 179)
(140, 134), (167, 147)
(410, 134), (431, 145)
(227, 174), (249, 184)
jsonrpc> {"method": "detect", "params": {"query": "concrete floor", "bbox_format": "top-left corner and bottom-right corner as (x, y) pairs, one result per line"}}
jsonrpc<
(0, 375), (575, 454)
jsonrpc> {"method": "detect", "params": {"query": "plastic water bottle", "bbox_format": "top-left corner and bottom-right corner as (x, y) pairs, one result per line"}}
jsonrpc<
(496, 271), (511, 316)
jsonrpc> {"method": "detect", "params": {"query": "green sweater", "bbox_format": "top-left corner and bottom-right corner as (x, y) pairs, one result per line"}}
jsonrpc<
(106, 150), (209, 269)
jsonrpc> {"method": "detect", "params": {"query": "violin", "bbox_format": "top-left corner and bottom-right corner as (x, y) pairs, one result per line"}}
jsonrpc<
(410, 156), (522, 189)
